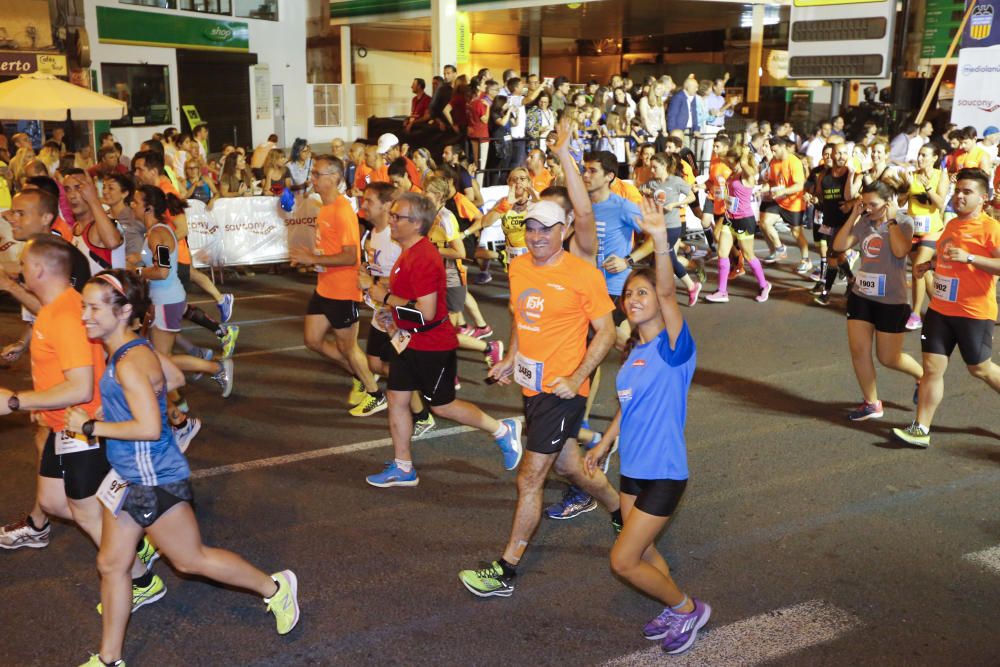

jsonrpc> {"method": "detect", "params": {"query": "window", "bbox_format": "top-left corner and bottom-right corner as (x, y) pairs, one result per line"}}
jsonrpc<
(313, 85), (341, 127)
(120, 0), (177, 7)
(179, 0), (232, 15)
(236, 0), (278, 20)
(101, 64), (172, 127)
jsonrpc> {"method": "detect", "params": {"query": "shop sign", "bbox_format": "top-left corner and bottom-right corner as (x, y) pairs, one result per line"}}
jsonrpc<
(0, 53), (68, 76)
(456, 12), (471, 65)
(96, 6), (249, 52)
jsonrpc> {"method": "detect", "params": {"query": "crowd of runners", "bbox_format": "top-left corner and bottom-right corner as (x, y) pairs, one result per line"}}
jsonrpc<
(0, 66), (999, 665)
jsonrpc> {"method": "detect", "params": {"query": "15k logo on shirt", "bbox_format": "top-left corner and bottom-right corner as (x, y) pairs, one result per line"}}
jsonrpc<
(515, 288), (544, 324)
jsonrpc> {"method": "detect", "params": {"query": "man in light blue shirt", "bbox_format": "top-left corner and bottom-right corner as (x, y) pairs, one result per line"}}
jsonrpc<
(705, 75), (736, 129)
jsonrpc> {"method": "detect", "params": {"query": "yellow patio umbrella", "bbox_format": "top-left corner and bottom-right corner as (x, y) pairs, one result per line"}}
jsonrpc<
(0, 72), (126, 121)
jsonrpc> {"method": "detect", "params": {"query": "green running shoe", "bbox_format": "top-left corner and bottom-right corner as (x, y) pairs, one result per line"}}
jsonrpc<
(220, 325), (240, 359)
(136, 536), (159, 571)
(892, 422), (930, 448)
(97, 574), (167, 615)
(459, 561), (514, 598)
(266, 570), (301, 635)
(79, 654), (125, 666)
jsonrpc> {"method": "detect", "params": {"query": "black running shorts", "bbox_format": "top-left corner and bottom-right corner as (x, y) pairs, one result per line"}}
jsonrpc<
(365, 325), (394, 362)
(921, 308), (994, 366)
(846, 292), (910, 334)
(123, 479), (193, 528)
(38, 430), (111, 500)
(522, 393), (587, 455)
(761, 202), (804, 228)
(725, 215), (757, 239)
(388, 348), (457, 407)
(307, 292), (360, 329)
(620, 476), (687, 517)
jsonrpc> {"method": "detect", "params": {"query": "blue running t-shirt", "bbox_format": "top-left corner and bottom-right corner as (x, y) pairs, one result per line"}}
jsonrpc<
(616, 323), (696, 480)
(592, 192), (643, 296)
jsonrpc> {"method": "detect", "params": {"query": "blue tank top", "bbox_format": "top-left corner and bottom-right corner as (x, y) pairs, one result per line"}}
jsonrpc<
(615, 323), (696, 480)
(142, 222), (186, 305)
(100, 338), (190, 486)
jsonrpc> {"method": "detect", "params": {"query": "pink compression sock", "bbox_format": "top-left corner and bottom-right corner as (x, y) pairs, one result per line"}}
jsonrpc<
(717, 257), (730, 293)
(748, 257), (767, 288)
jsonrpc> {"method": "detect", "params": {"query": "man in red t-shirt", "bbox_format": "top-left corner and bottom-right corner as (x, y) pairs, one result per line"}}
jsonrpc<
(404, 78), (431, 133)
(290, 154), (384, 417)
(360, 192), (522, 487)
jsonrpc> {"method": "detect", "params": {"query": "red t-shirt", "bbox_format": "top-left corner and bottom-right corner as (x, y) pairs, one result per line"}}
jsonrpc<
(411, 93), (430, 120)
(451, 92), (468, 130)
(468, 97), (489, 140)
(388, 237), (457, 351)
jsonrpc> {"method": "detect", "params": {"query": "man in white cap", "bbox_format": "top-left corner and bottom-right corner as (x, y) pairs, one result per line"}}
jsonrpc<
(458, 198), (621, 598)
(377, 133), (422, 187)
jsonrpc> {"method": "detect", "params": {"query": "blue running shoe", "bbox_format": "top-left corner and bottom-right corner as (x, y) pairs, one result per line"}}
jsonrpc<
(544, 485), (597, 520)
(366, 461), (419, 488)
(496, 418), (523, 470)
(191, 347), (213, 382)
(218, 294), (234, 323)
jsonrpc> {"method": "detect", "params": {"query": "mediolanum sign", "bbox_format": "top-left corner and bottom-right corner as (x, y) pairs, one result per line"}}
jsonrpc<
(96, 6), (249, 52)
(0, 53), (68, 76)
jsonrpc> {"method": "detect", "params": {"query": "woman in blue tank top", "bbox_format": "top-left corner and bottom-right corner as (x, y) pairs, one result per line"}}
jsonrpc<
(66, 270), (299, 667)
(584, 198), (710, 656)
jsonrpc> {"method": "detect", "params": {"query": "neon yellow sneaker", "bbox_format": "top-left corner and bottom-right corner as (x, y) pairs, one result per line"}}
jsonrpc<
(79, 654), (125, 666)
(97, 574), (167, 615)
(348, 391), (387, 417)
(136, 536), (159, 571)
(265, 570), (300, 635)
(348, 377), (367, 406)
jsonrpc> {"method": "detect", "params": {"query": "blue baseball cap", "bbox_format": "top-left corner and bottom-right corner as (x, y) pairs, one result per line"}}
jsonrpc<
(984, 126), (1000, 136)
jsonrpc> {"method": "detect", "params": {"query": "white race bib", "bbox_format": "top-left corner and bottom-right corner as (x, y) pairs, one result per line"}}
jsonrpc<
(507, 246), (529, 258)
(912, 215), (932, 235)
(514, 352), (544, 392)
(54, 430), (100, 456)
(390, 329), (412, 354)
(96, 469), (130, 517)
(932, 275), (959, 302)
(854, 271), (886, 298)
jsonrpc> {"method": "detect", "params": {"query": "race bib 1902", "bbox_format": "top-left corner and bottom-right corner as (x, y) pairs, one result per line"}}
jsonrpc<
(932, 275), (959, 302)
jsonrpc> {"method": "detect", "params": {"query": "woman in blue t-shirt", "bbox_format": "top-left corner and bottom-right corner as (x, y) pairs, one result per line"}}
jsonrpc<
(66, 270), (299, 667)
(584, 197), (710, 656)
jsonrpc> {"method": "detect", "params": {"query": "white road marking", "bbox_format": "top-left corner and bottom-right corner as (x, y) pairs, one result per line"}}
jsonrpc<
(963, 545), (1000, 575)
(188, 292), (300, 306)
(603, 600), (860, 667)
(190, 417), (521, 479)
(181, 314), (302, 332)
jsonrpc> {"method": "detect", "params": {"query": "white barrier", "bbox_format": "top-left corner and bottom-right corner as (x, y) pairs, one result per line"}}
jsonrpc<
(186, 195), (320, 268)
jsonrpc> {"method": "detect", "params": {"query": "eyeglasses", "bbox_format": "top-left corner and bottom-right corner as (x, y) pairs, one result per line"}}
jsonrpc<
(389, 212), (417, 222)
(310, 170), (336, 177)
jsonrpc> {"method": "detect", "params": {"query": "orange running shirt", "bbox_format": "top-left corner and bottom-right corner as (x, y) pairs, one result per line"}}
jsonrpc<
(708, 158), (733, 215)
(531, 168), (554, 193)
(767, 154), (807, 212)
(30, 287), (104, 431)
(508, 252), (614, 397)
(929, 213), (1000, 320)
(157, 176), (192, 265)
(315, 196), (362, 301)
(956, 146), (989, 171)
(610, 179), (643, 205)
(354, 163), (389, 192)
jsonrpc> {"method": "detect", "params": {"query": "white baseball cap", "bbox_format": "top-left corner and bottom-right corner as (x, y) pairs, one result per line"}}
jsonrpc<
(524, 200), (567, 227)
(377, 133), (400, 154)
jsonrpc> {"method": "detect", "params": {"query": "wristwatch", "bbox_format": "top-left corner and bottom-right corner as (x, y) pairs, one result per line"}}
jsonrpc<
(967, 254), (976, 264)
(626, 256), (636, 267)
(7, 393), (19, 412)
(82, 420), (96, 437)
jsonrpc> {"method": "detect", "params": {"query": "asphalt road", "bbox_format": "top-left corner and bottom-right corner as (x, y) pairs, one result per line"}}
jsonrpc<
(1, 253), (998, 667)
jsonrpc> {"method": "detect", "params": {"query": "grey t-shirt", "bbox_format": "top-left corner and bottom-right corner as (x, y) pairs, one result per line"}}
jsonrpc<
(644, 176), (691, 229)
(849, 213), (913, 305)
(112, 206), (146, 258)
